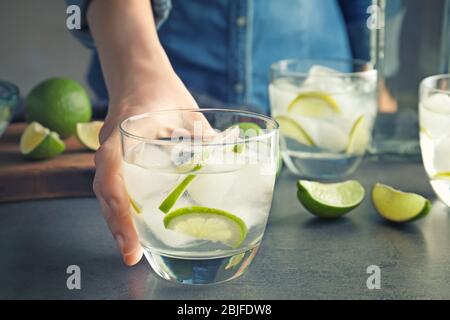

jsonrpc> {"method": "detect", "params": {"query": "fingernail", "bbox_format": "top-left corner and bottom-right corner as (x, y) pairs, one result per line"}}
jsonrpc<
(114, 233), (125, 253)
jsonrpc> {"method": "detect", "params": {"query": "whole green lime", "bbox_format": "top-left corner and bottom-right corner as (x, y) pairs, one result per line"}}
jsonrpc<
(25, 78), (92, 138)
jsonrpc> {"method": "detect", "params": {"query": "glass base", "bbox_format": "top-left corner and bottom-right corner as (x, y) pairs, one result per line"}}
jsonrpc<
(143, 245), (260, 285)
(282, 150), (363, 180)
(430, 180), (450, 207)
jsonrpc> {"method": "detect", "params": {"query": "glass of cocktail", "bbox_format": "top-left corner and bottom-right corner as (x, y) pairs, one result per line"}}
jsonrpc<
(269, 59), (377, 180)
(120, 109), (278, 284)
(420, 74), (450, 207)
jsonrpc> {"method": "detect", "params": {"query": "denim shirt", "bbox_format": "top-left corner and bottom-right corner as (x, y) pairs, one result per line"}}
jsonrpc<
(67, 0), (371, 114)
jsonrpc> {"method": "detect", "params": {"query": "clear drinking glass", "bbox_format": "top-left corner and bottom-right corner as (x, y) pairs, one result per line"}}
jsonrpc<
(419, 74), (450, 207)
(120, 109), (279, 284)
(269, 59), (378, 180)
(0, 80), (19, 137)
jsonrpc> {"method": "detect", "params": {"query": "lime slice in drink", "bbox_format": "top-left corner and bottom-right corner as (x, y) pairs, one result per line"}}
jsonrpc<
(159, 174), (197, 213)
(163, 206), (248, 248)
(288, 91), (340, 117)
(225, 252), (245, 270)
(346, 115), (369, 155)
(372, 183), (431, 223)
(275, 115), (315, 146)
(175, 161), (204, 174)
(297, 180), (365, 218)
(76, 121), (103, 151)
(129, 196), (142, 214)
(431, 172), (450, 180)
(237, 122), (261, 137)
(419, 126), (432, 139)
(20, 122), (65, 160)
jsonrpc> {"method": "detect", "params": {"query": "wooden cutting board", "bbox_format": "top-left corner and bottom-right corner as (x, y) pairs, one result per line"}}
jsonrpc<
(0, 123), (95, 202)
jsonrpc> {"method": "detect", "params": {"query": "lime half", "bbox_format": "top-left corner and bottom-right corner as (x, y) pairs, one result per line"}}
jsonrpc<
(163, 206), (248, 248)
(297, 180), (365, 218)
(372, 183), (431, 223)
(346, 115), (370, 155)
(275, 115), (315, 146)
(76, 121), (103, 151)
(20, 122), (65, 160)
(159, 174), (196, 213)
(288, 91), (340, 117)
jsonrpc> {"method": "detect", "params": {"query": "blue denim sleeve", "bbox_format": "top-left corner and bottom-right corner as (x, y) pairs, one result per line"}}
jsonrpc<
(338, 0), (372, 61)
(65, 0), (172, 49)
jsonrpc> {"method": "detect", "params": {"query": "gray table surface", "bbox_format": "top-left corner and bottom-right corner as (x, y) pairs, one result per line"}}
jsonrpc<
(1, 159), (449, 300)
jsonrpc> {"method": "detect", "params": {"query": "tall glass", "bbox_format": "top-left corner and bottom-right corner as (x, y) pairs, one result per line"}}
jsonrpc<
(269, 59), (378, 180)
(120, 109), (278, 284)
(419, 75), (450, 207)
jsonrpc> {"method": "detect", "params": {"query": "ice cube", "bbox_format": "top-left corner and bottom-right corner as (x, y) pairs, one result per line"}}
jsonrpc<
(187, 166), (242, 208)
(221, 163), (275, 228)
(288, 113), (348, 152)
(433, 134), (450, 173)
(304, 65), (347, 92)
(423, 93), (450, 113)
(269, 80), (299, 115)
(420, 99), (450, 139)
(122, 161), (178, 203)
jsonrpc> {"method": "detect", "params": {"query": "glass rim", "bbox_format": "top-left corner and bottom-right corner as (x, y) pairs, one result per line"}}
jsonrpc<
(420, 74), (450, 94)
(270, 58), (376, 78)
(119, 108), (279, 146)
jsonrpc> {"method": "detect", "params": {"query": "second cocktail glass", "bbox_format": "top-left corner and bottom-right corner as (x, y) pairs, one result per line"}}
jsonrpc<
(269, 59), (378, 180)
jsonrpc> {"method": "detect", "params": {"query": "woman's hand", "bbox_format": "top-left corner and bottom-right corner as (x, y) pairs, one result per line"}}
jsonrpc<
(93, 68), (201, 265)
(86, 0), (209, 265)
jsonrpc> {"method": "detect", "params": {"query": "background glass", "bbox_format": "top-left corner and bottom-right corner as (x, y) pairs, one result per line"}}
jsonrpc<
(120, 109), (278, 284)
(269, 59), (377, 180)
(371, 0), (449, 158)
(0, 81), (19, 137)
(419, 74), (450, 207)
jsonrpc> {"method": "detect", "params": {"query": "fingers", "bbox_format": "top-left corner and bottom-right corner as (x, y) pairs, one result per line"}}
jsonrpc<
(93, 130), (143, 266)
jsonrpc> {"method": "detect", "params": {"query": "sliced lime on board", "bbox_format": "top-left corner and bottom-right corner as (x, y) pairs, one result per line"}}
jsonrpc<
(297, 180), (365, 218)
(20, 122), (65, 160)
(76, 121), (103, 151)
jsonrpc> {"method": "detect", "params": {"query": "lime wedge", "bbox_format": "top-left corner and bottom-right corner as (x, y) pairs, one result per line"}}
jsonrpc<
(159, 174), (196, 213)
(163, 206), (248, 248)
(288, 91), (340, 117)
(20, 122), (65, 160)
(432, 172), (450, 180)
(346, 115), (369, 155)
(372, 183), (431, 223)
(297, 180), (365, 218)
(275, 115), (315, 146)
(76, 121), (103, 151)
